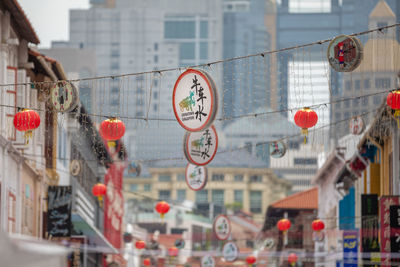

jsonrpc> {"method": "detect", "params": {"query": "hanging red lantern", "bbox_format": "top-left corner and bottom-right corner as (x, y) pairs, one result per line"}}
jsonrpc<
(135, 240), (146, 249)
(246, 255), (257, 266)
(168, 246), (179, 257)
(288, 253), (298, 266)
(277, 218), (291, 233)
(92, 183), (107, 206)
(387, 90), (400, 128)
(143, 258), (151, 266)
(155, 201), (170, 219)
(99, 117), (125, 147)
(311, 219), (325, 232)
(294, 107), (318, 144)
(13, 109), (41, 144)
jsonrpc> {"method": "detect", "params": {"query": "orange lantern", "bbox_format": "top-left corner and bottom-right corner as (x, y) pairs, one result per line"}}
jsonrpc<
(143, 258), (151, 266)
(387, 90), (400, 128)
(294, 107), (318, 144)
(99, 117), (125, 147)
(168, 246), (179, 257)
(277, 218), (291, 233)
(13, 109), (41, 144)
(246, 255), (257, 266)
(92, 183), (106, 206)
(155, 201), (170, 219)
(288, 253), (298, 266)
(135, 240), (146, 250)
(311, 219), (325, 232)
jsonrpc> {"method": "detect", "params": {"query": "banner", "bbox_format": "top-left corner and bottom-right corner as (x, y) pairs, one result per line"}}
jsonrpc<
(343, 230), (358, 267)
(390, 205), (400, 266)
(47, 186), (72, 237)
(380, 196), (400, 267)
(361, 194), (379, 267)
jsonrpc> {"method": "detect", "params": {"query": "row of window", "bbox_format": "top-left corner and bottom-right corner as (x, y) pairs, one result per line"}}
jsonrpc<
(129, 183), (151, 192)
(158, 173), (263, 182)
(345, 78), (391, 91)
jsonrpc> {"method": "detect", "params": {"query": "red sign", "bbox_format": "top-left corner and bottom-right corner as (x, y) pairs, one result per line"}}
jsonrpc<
(380, 196), (400, 267)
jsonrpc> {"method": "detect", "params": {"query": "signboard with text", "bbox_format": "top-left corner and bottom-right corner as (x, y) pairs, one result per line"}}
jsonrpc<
(380, 196), (400, 267)
(47, 186), (72, 237)
(390, 205), (400, 265)
(343, 230), (358, 267)
(361, 194), (379, 267)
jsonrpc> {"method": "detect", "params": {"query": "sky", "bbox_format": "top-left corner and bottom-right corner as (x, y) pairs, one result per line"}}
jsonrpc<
(19, 0), (90, 48)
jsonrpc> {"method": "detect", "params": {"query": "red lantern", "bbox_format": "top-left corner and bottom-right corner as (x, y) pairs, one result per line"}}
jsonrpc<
(92, 183), (106, 206)
(99, 117), (125, 147)
(288, 253), (298, 266)
(294, 107), (318, 144)
(155, 201), (170, 219)
(387, 90), (400, 128)
(143, 258), (151, 266)
(277, 218), (291, 233)
(135, 240), (146, 249)
(311, 219), (325, 232)
(246, 255), (257, 266)
(13, 109), (41, 144)
(168, 246), (179, 257)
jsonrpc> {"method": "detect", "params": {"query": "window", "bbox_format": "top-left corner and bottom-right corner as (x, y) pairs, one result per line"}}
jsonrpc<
(377, 22), (388, 32)
(153, 80), (158, 88)
(354, 80), (360, 90)
(353, 98), (359, 106)
(344, 112), (350, 119)
(256, 143), (269, 163)
(153, 104), (158, 112)
(200, 42), (208, 60)
(177, 190), (186, 201)
(245, 142), (252, 154)
(179, 43), (195, 60)
(158, 190), (170, 200)
(364, 79), (370, 89)
(373, 96), (381, 105)
(153, 91), (158, 99)
(344, 100), (350, 108)
(111, 50), (119, 57)
(290, 179), (311, 186)
(154, 43), (158, 51)
(196, 190), (208, 203)
(200, 21), (208, 38)
(249, 175), (262, 182)
(375, 78), (390, 88)
(111, 62), (119, 70)
(154, 55), (158, 63)
(234, 175), (244, 182)
(250, 191), (262, 213)
(212, 190), (224, 206)
(159, 174), (171, 182)
(345, 81), (351, 90)
(144, 184), (151, 192)
(335, 112), (341, 120)
(165, 21), (195, 39)
(293, 158), (317, 165)
(234, 190), (243, 205)
(129, 184), (138, 191)
(177, 174), (185, 181)
(212, 174), (224, 181)
(362, 97), (369, 105)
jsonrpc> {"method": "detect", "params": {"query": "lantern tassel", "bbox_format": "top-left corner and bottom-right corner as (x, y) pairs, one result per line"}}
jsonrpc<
(395, 110), (400, 129)
(24, 130), (33, 144)
(97, 196), (103, 207)
(160, 213), (165, 223)
(291, 263), (295, 267)
(108, 141), (116, 147)
(301, 128), (308, 144)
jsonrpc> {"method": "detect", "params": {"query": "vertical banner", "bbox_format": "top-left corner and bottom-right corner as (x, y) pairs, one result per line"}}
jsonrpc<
(47, 186), (72, 237)
(361, 194), (379, 267)
(390, 205), (400, 266)
(380, 196), (400, 267)
(343, 230), (358, 267)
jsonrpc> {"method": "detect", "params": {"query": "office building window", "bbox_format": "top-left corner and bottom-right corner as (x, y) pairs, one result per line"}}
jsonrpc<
(196, 190), (208, 203)
(250, 191), (262, 213)
(212, 190), (224, 206)
(143, 184), (151, 192)
(354, 80), (360, 90)
(335, 112), (341, 120)
(375, 78), (390, 89)
(159, 174), (171, 182)
(345, 81), (351, 90)
(154, 43), (158, 51)
(364, 79), (370, 89)
(177, 174), (185, 181)
(353, 98), (359, 106)
(179, 43), (195, 60)
(200, 42), (208, 60)
(293, 158), (317, 165)
(212, 174), (224, 181)
(159, 190), (170, 200)
(177, 190), (186, 201)
(200, 21), (208, 38)
(165, 21), (195, 39)
(344, 100), (350, 108)
(234, 175), (244, 182)
(250, 175), (262, 182)
(373, 96), (381, 104)
(129, 184), (138, 192)
(234, 190), (243, 205)
(362, 97), (369, 105)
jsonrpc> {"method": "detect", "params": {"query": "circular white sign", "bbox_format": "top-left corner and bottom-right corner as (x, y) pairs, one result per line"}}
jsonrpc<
(349, 116), (364, 135)
(269, 141), (287, 158)
(185, 164), (207, 191)
(173, 69), (218, 132)
(184, 125), (218, 166)
(222, 242), (238, 262)
(51, 81), (78, 112)
(70, 160), (81, 176)
(201, 255), (215, 267)
(213, 215), (231, 241)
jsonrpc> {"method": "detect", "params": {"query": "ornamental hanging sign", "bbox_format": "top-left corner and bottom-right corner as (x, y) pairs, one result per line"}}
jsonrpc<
(269, 141), (287, 158)
(50, 81), (78, 112)
(327, 35), (363, 72)
(349, 116), (365, 135)
(183, 125), (218, 166)
(201, 255), (215, 267)
(185, 163), (207, 191)
(213, 214), (231, 241)
(173, 69), (218, 132)
(222, 242), (238, 262)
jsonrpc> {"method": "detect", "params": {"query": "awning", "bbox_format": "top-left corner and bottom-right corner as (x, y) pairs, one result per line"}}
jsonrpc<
(72, 213), (118, 254)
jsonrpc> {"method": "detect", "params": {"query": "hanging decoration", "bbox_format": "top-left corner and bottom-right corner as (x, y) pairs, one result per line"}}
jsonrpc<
(143, 258), (151, 266)
(213, 215), (231, 241)
(127, 161), (142, 177)
(201, 255), (215, 267)
(294, 107), (318, 144)
(327, 35), (363, 72)
(172, 68), (218, 132)
(92, 183), (107, 207)
(174, 238), (185, 249)
(185, 163), (207, 191)
(155, 201), (170, 220)
(387, 90), (400, 128)
(123, 232), (132, 243)
(99, 117), (126, 147)
(50, 81), (78, 112)
(288, 253), (298, 267)
(183, 125), (218, 166)
(246, 255), (257, 266)
(269, 141), (287, 158)
(349, 116), (365, 135)
(277, 218), (291, 234)
(69, 160), (82, 176)
(222, 242), (239, 262)
(13, 109), (41, 144)
(168, 246), (179, 261)
(135, 240), (146, 249)
(311, 219), (325, 232)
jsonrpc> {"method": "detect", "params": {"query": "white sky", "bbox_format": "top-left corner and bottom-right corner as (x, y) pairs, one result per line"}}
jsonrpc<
(18, 0), (90, 48)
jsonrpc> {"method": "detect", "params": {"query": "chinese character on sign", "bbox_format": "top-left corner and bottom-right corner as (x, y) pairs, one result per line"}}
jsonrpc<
(191, 75), (207, 122)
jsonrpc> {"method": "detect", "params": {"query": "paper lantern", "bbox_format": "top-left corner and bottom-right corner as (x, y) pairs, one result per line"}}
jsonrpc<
(294, 107), (318, 143)
(135, 240), (146, 249)
(288, 253), (298, 266)
(92, 183), (106, 206)
(277, 218), (291, 233)
(311, 219), (325, 232)
(168, 246), (179, 257)
(99, 117), (125, 147)
(143, 258), (151, 266)
(155, 201), (170, 219)
(387, 90), (400, 128)
(13, 109), (41, 144)
(246, 255), (257, 266)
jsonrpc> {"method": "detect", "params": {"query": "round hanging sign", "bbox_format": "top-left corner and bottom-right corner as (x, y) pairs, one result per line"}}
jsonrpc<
(269, 141), (287, 158)
(201, 255), (215, 267)
(183, 125), (218, 166)
(222, 242), (238, 262)
(327, 35), (363, 72)
(50, 81), (78, 112)
(185, 163), (207, 191)
(349, 116), (365, 135)
(70, 160), (81, 176)
(213, 215), (231, 241)
(172, 69), (218, 132)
